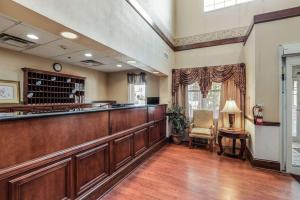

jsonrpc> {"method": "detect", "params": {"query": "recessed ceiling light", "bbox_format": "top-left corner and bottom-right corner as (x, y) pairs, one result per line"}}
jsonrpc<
(84, 53), (93, 57)
(60, 31), (78, 39)
(26, 34), (39, 40)
(116, 64), (123, 68)
(127, 60), (136, 64)
(153, 71), (159, 74)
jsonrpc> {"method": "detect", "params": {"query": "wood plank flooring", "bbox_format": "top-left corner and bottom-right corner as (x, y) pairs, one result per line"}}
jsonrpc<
(102, 144), (300, 200)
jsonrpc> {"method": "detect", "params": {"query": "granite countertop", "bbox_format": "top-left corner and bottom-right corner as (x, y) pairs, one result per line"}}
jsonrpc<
(0, 104), (165, 122)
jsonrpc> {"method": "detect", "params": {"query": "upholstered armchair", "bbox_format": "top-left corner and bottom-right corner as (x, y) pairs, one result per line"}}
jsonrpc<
(188, 110), (215, 152)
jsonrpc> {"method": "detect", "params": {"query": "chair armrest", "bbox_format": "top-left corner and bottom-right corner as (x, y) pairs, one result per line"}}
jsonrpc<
(210, 125), (216, 136)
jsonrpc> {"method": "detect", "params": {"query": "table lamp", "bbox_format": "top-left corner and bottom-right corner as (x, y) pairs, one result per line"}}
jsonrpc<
(221, 100), (241, 129)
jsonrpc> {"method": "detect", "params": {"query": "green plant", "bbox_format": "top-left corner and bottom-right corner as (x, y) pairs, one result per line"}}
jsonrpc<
(166, 105), (188, 135)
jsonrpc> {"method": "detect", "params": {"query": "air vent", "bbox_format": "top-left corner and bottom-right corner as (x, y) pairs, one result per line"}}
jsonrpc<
(80, 60), (103, 67)
(0, 33), (36, 48)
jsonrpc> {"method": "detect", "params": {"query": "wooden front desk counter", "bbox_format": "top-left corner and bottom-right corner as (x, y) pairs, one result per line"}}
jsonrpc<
(0, 104), (167, 200)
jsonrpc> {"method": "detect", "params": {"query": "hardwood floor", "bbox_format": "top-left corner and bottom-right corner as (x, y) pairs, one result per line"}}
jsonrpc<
(102, 144), (300, 200)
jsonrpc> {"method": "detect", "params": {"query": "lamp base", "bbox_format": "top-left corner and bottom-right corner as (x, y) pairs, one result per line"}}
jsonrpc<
(228, 114), (235, 129)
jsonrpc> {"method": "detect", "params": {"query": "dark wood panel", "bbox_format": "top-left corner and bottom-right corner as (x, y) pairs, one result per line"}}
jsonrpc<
(8, 158), (72, 200)
(82, 138), (167, 200)
(149, 123), (160, 146)
(75, 144), (109, 196)
(148, 105), (166, 122)
(113, 134), (134, 170)
(160, 119), (166, 139)
(133, 128), (148, 156)
(0, 112), (109, 169)
(0, 107), (11, 112)
(110, 108), (148, 134)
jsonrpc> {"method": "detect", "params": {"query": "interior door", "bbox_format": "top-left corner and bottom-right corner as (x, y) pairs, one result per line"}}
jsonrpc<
(286, 56), (300, 175)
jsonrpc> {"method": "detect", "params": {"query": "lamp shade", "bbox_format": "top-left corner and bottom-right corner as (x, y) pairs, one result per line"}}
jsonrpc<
(221, 100), (241, 114)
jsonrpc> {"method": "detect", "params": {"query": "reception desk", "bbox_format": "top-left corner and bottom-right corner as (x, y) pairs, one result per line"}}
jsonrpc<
(0, 104), (167, 200)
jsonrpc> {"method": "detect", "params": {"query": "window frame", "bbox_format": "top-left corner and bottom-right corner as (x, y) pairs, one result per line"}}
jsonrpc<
(204, 0), (254, 13)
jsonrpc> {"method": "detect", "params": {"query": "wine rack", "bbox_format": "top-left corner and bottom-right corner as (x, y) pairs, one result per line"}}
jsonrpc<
(22, 68), (85, 105)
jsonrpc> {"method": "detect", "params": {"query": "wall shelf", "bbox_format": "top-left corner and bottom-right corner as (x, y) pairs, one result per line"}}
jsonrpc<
(22, 68), (86, 105)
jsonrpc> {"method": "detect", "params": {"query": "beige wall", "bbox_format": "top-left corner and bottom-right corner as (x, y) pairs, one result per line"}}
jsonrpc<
(0, 48), (108, 102)
(175, 0), (300, 38)
(175, 43), (244, 68)
(254, 16), (300, 122)
(244, 27), (256, 118)
(107, 71), (160, 103)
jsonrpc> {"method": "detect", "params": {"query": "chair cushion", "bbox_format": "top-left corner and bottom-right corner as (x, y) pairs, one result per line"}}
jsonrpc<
(190, 128), (212, 138)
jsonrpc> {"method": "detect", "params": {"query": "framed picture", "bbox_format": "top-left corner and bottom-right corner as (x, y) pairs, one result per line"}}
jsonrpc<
(0, 80), (20, 104)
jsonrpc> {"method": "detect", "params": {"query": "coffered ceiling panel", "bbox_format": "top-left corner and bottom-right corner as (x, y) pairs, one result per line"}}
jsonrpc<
(0, 15), (18, 32)
(53, 50), (107, 63)
(24, 38), (86, 57)
(5, 23), (60, 44)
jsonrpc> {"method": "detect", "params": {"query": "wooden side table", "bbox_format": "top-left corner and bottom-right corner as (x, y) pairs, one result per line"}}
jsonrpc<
(217, 128), (249, 160)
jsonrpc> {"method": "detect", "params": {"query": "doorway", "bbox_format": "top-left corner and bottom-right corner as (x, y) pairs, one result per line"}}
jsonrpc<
(283, 54), (300, 175)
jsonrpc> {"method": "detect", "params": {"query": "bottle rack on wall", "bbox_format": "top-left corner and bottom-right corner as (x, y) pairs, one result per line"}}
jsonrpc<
(22, 68), (86, 105)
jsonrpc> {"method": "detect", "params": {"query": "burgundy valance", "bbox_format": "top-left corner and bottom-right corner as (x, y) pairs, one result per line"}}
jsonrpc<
(172, 63), (246, 100)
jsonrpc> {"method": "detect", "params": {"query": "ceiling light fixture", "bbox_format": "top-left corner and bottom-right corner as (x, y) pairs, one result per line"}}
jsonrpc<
(116, 64), (123, 68)
(153, 71), (159, 74)
(60, 31), (78, 39)
(26, 34), (39, 40)
(84, 53), (93, 57)
(127, 60), (136, 64)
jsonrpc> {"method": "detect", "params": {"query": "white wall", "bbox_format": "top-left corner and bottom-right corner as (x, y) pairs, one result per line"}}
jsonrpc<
(175, 0), (300, 38)
(13, 0), (175, 76)
(137, 0), (175, 39)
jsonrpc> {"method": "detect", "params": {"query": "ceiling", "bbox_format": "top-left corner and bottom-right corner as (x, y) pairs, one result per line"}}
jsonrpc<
(0, 14), (139, 73)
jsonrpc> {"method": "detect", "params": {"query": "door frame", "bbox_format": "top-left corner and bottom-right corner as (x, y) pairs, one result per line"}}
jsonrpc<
(280, 43), (300, 175)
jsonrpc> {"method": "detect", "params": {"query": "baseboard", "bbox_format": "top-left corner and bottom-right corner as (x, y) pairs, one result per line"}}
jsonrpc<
(246, 147), (280, 171)
(291, 174), (300, 183)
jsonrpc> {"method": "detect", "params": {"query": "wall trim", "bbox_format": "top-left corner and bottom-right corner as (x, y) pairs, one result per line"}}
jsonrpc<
(246, 147), (280, 171)
(174, 36), (246, 51)
(245, 115), (280, 127)
(126, 1), (300, 51)
(244, 6), (300, 44)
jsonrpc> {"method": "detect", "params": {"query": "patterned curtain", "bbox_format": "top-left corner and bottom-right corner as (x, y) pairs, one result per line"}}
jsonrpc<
(172, 63), (246, 103)
(127, 72), (146, 84)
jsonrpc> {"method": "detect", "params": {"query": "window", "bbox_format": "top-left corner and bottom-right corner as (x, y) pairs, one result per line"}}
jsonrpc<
(128, 83), (146, 104)
(187, 82), (221, 119)
(204, 0), (253, 12)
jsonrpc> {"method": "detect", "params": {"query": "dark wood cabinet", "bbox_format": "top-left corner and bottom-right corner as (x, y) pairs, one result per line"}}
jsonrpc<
(8, 158), (72, 200)
(75, 144), (109, 196)
(0, 105), (167, 200)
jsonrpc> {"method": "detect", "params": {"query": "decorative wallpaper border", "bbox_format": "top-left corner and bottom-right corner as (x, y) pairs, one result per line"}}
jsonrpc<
(174, 26), (249, 47)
